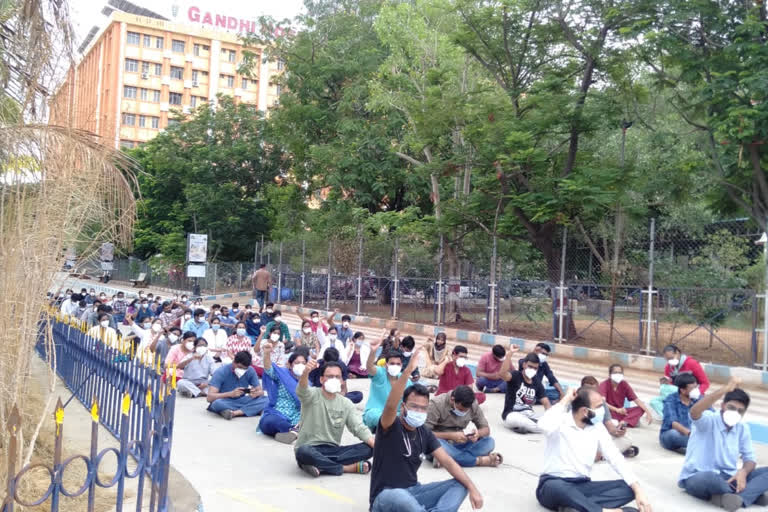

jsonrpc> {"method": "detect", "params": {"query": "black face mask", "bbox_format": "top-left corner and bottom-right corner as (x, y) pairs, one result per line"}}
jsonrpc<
(435, 342), (446, 350)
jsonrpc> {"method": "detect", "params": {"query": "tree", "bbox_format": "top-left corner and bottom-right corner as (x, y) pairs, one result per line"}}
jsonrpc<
(129, 96), (284, 262)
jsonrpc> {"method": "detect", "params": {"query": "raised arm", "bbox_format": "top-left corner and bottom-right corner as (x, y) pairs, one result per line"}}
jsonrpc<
(380, 347), (420, 431)
(366, 337), (383, 376)
(262, 342), (274, 371)
(299, 358), (318, 389)
(691, 377), (741, 420)
(326, 309), (338, 326)
(499, 349), (514, 382)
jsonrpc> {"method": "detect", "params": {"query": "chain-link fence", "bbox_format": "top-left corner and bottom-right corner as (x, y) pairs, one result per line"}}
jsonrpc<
(76, 217), (768, 368)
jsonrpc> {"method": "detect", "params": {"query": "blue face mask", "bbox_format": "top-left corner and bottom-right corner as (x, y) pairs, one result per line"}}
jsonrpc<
(451, 408), (468, 417)
(212, 325), (220, 331)
(404, 409), (427, 428)
(590, 406), (606, 425)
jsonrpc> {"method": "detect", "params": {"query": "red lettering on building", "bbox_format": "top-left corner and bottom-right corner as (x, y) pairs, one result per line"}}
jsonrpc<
(186, 5), (258, 34)
(215, 14), (227, 28)
(188, 6), (200, 22)
(202, 12), (212, 25)
(227, 17), (237, 30)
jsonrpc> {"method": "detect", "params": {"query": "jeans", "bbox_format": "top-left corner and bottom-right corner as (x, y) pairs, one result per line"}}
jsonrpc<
(438, 437), (495, 467)
(345, 391), (363, 404)
(254, 289), (267, 308)
(660, 429), (689, 452)
(681, 467), (768, 506)
(372, 479), (468, 512)
(207, 395), (269, 417)
(294, 443), (373, 476)
(475, 377), (506, 393)
(544, 386), (561, 404)
(536, 475), (635, 512)
(259, 410), (293, 436)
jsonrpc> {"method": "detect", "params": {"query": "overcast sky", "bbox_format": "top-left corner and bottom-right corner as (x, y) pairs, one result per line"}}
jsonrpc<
(68, 0), (305, 46)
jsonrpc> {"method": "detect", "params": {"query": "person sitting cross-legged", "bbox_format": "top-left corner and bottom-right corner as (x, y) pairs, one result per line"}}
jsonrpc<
(425, 385), (502, 469)
(436, 345), (486, 404)
(369, 347), (484, 512)
(258, 344), (308, 444)
(660, 373), (702, 454)
(519, 343), (564, 403)
(294, 359), (374, 477)
(176, 338), (215, 398)
(206, 351), (269, 420)
(535, 386), (653, 512)
(363, 338), (412, 431)
(599, 364), (653, 428)
(678, 377), (768, 511)
(476, 344), (509, 393)
(581, 376), (640, 459)
(501, 352), (551, 434)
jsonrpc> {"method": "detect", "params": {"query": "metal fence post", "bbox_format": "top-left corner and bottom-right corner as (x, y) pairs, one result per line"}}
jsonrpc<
(212, 263), (217, 296)
(487, 234), (498, 334)
(326, 240), (332, 311)
(392, 237), (400, 319)
(555, 227), (567, 342)
(301, 239), (306, 307)
(641, 218), (658, 354)
(260, 235), (265, 264)
(237, 263), (242, 291)
(356, 226), (363, 316)
(435, 235), (444, 326)
(277, 241), (283, 304)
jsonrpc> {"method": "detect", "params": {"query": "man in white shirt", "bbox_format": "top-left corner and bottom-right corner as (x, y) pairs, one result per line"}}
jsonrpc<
(536, 387), (652, 512)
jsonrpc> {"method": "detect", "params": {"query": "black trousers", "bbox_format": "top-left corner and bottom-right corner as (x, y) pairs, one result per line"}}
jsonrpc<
(536, 475), (635, 512)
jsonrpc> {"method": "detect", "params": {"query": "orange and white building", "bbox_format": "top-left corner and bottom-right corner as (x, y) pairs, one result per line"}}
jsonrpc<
(50, 5), (282, 149)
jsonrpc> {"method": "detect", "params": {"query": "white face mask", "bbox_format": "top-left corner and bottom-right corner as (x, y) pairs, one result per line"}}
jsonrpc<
(152, 324), (162, 333)
(329, 334), (337, 341)
(524, 367), (537, 379)
(610, 373), (624, 384)
(402, 351), (412, 357)
(142, 322), (151, 330)
(342, 321), (350, 328)
(236, 328), (247, 336)
(387, 364), (402, 377)
(100, 320), (109, 328)
(722, 409), (742, 427)
(270, 333), (280, 342)
(184, 314), (191, 320)
(538, 353), (548, 363)
(292, 363), (305, 376)
(195, 346), (207, 356)
(184, 341), (194, 351)
(169, 334), (179, 343)
(689, 387), (701, 400)
(311, 317), (319, 323)
(667, 358), (680, 367)
(323, 378), (341, 394)
(302, 327), (311, 334)
(455, 357), (467, 368)
(266, 308), (273, 314)
(234, 367), (247, 379)
(273, 317), (281, 323)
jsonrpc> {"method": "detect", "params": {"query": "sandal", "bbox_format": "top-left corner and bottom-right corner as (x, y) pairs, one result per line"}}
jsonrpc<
(622, 446), (640, 458)
(478, 453), (503, 467)
(356, 460), (371, 474)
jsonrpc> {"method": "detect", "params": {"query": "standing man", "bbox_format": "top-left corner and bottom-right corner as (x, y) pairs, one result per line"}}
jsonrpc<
(294, 359), (375, 477)
(369, 348), (483, 512)
(678, 377), (768, 510)
(252, 264), (272, 312)
(536, 387), (653, 512)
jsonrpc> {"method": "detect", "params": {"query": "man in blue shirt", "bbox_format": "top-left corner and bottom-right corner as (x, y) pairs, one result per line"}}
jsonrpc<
(678, 377), (768, 511)
(182, 308), (209, 338)
(326, 310), (354, 345)
(660, 373), (701, 454)
(206, 351), (269, 419)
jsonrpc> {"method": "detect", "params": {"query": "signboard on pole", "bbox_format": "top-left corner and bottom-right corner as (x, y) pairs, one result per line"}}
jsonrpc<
(187, 264), (206, 278)
(187, 234), (208, 263)
(100, 242), (114, 262)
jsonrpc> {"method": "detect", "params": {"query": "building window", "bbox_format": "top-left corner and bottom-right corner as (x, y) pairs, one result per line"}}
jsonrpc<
(122, 113), (136, 126)
(139, 115), (147, 128)
(141, 61), (149, 74)
(191, 70), (198, 82)
(124, 59), (138, 72)
(229, 49), (236, 63)
(127, 32), (140, 45)
(201, 71), (208, 78)
(276, 85), (282, 96)
(172, 40), (185, 53)
(140, 88), (148, 101)
(221, 75), (234, 88)
(155, 36), (164, 49)
(193, 43), (201, 56)
(123, 86), (137, 99)
(170, 66), (184, 80)
(143, 34), (152, 47)
(154, 63), (162, 76)
(153, 90), (161, 102)
(191, 96), (197, 107)
(277, 59), (285, 71)
(151, 117), (159, 129)
(169, 92), (182, 105)
(168, 119), (180, 127)
(241, 78), (249, 89)
(120, 140), (135, 149)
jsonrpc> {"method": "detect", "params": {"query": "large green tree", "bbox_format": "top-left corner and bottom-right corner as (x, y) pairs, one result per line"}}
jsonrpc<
(129, 96), (285, 262)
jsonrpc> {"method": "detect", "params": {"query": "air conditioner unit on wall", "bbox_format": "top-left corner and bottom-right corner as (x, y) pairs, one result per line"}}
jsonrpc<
(141, 72), (148, 79)
(192, 80), (199, 87)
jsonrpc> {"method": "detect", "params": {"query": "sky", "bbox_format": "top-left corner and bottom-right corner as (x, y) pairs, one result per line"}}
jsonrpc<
(67, 0), (306, 47)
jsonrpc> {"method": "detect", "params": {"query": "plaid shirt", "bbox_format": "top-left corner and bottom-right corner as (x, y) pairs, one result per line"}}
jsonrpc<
(111, 299), (127, 315)
(158, 308), (183, 329)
